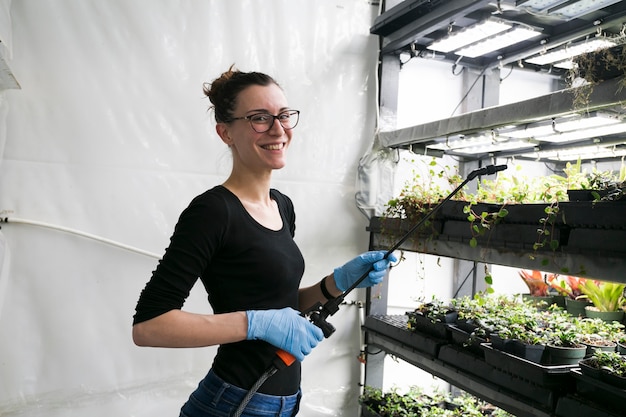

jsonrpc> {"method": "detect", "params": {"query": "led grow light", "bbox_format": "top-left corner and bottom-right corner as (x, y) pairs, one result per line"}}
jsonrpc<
(502, 112), (622, 140)
(525, 37), (617, 66)
(520, 144), (626, 161)
(427, 133), (501, 150)
(516, 0), (569, 12)
(427, 20), (512, 53)
(456, 26), (541, 58)
(540, 122), (626, 143)
(452, 140), (534, 155)
(549, 0), (623, 20)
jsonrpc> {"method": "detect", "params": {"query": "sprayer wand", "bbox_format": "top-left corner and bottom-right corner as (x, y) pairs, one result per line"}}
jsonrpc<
(232, 164), (507, 417)
(304, 164), (507, 337)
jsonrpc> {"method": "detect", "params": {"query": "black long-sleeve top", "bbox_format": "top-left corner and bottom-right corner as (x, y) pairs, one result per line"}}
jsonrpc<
(133, 185), (305, 395)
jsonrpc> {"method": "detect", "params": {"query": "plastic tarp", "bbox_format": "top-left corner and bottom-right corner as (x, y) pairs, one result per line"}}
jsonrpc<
(0, 1), (381, 416)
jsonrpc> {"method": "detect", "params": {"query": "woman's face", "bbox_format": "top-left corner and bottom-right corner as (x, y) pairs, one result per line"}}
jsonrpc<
(218, 83), (294, 173)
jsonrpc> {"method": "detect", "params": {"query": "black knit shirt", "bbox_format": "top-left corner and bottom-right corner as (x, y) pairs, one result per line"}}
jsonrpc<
(133, 185), (305, 395)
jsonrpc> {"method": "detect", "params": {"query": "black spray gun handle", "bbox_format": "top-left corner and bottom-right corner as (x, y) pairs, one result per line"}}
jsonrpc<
(304, 164), (508, 338)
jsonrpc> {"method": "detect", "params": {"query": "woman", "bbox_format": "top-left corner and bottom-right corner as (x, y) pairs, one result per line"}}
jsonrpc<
(132, 66), (396, 417)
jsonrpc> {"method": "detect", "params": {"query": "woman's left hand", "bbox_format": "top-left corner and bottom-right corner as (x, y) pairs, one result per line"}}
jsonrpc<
(333, 250), (398, 292)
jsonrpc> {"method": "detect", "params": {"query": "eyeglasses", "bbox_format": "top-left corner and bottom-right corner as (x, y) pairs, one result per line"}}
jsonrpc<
(228, 110), (300, 133)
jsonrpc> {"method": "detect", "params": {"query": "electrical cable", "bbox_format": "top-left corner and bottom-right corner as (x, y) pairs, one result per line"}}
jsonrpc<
(0, 217), (161, 259)
(450, 67), (487, 117)
(452, 265), (476, 299)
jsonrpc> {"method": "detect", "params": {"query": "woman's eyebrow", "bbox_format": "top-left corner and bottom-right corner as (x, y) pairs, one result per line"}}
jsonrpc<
(245, 107), (291, 114)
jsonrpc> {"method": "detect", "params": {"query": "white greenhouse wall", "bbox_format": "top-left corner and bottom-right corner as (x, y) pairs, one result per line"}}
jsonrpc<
(0, 1), (382, 416)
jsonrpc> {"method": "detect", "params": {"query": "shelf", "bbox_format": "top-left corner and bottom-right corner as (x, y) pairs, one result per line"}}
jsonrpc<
(364, 316), (555, 417)
(368, 201), (626, 282)
(363, 315), (626, 417)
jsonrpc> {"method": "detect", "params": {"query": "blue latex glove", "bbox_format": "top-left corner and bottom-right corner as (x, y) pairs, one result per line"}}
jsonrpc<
(333, 250), (398, 292)
(246, 307), (324, 362)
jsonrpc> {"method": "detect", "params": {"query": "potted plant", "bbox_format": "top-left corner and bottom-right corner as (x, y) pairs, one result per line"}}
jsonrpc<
(548, 274), (591, 316)
(359, 386), (514, 417)
(577, 317), (622, 356)
(579, 279), (626, 322)
(543, 313), (587, 365)
(565, 161), (626, 202)
(407, 298), (458, 339)
(579, 350), (626, 389)
(518, 269), (555, 308)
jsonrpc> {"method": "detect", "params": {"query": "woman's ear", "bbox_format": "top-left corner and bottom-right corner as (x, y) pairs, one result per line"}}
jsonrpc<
(216, 123), (233, 146)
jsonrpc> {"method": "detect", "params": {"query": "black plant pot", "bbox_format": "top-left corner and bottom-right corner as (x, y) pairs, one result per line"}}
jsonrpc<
(513, 340), (547, 364)
(545, 344), (587, 365)
(406, 309), (457, 339)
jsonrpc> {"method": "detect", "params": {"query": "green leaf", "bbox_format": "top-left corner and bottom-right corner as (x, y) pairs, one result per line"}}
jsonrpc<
(484, 275), (493, 285)
(469, 237), (477, 247)
(550, 240), (559, 250)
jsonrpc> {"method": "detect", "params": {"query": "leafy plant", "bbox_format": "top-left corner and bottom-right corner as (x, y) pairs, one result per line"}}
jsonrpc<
(549, 274), (586, 300)
(518, 269), (553, 297)
(384, 157), (466, 221)
(359, 386), (514, 417)
(584, 350), (626, 378)
(579, 280), (626, 312)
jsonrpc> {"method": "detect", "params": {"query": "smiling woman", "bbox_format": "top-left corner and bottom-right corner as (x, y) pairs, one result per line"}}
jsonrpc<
(131, 66), (396, 417)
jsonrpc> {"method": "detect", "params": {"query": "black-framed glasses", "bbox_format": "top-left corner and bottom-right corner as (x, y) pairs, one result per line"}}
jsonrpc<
(228, 110), (300, 133)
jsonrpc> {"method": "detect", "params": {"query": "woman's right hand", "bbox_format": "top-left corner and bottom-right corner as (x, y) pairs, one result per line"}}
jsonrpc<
(246, 307), (324, 361)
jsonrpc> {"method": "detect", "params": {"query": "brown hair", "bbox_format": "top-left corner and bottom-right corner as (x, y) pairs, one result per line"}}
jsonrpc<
(203, 65), (280, 123)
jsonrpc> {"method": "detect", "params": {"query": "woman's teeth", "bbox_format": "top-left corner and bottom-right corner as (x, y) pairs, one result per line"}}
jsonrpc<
(263, 143), (283, 150)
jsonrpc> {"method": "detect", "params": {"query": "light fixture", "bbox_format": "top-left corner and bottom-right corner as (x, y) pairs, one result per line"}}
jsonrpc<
(451, 140), (534, 155)
(548, 0), (623, 20)
(427, 134), (498, 150)
(525, 36), (618, 67)
(427, 18), (541, 58)
(516, 0), (569, 12)
(520, 143), (626, 161)
(516, 0), (622, 19)
(539, 123), (626, 143)
(501, 112), (622, 140)
(455, 26), (540, 58)
(427, 20), (512, 53)
(427, 132), (533, 155)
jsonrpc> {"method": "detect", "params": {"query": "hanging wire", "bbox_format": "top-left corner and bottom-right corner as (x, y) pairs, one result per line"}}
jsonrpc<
(500, 64), (515, 81)
(450, 66), (487, 117)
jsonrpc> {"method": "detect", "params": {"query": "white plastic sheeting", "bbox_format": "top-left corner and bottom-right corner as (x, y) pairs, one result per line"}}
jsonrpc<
(0, 1), (381, 416)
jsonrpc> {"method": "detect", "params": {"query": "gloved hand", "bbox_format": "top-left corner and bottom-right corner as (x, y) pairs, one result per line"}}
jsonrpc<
(246, 307), (324, 362)
(333, 250), (398, 292)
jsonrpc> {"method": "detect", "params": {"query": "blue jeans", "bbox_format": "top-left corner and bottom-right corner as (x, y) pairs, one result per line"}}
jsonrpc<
(179, 369), (301, 417)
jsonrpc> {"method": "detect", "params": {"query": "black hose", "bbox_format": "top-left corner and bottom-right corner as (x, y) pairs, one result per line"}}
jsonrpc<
(231, 366), (278, 417)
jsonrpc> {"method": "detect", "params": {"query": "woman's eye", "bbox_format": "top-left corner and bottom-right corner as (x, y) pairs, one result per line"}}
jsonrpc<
(251, 114), (271, 123)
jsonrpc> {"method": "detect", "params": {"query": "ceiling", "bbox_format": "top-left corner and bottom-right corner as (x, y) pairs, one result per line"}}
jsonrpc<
(370, 0), (626, 163)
